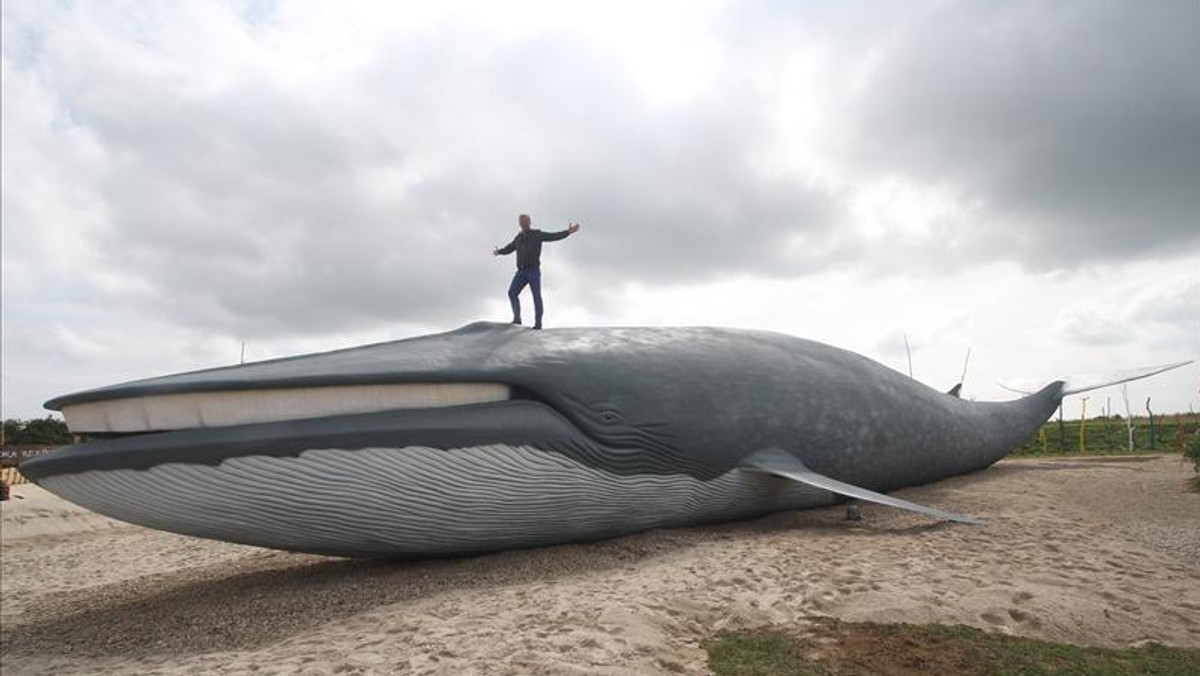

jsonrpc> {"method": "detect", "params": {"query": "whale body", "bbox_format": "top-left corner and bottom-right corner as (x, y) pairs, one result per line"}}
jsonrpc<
(20, 322), (1137, 557)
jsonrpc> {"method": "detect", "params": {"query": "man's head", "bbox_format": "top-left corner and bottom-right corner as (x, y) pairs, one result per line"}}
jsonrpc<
(518, 214), (531, 231)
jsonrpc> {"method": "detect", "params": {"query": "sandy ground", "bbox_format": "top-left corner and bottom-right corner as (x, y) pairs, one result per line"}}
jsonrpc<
(2, 455), (1197, 675)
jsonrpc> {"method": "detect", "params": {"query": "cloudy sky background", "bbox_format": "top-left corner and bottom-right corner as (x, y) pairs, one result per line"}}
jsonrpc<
(3, 0), (1198, 422)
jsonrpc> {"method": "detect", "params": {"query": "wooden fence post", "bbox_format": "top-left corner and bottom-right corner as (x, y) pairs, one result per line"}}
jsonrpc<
(1145, 398), (1155, 450)
(1103, 397), (1114, 451)
(1057, 404), (1066, 453)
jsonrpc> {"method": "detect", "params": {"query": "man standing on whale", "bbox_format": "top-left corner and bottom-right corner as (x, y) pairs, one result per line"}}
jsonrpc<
(493, 214), (580, 330)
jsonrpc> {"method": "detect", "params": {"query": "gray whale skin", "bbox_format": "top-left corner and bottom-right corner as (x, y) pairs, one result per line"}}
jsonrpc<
(22, 322), (1078, 557)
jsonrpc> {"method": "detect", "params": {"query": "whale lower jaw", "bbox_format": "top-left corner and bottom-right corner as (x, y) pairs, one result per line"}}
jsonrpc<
(37, 445), (836, 558)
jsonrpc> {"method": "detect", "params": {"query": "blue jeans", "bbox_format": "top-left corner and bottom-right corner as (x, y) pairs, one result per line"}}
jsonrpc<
(508, 268), (543, 326)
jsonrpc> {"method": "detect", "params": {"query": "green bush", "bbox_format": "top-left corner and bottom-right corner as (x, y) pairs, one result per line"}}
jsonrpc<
(1, 417), (72, 445)
(1184, 429), (1200, 491)
(1013, 414), (1199, 456)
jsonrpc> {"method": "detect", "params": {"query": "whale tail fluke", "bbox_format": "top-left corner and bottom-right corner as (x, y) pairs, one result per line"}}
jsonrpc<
(1000, 360), (1192, 398)
(1060, 361), (1193, 397)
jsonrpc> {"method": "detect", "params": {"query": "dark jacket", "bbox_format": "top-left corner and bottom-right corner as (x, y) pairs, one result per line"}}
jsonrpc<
(497, 228), (571, 269)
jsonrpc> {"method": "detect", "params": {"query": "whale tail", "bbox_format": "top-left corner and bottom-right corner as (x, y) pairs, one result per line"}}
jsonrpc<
(1000, 360), (1192, 398)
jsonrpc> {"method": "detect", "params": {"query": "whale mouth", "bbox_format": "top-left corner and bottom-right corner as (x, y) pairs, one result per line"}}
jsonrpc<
(31, 373), (582, 482)
(22, 397), (585, 482)
(60, 383), (514, 435)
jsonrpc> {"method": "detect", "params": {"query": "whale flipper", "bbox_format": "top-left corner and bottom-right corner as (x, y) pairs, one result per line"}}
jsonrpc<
(740, 447), (983, 524)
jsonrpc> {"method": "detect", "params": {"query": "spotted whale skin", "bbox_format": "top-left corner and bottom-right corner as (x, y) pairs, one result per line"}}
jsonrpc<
(23, 322), (1069, 557)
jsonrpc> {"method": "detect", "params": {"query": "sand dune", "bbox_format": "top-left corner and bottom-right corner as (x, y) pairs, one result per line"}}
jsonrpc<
(2, 455), (1197, 675)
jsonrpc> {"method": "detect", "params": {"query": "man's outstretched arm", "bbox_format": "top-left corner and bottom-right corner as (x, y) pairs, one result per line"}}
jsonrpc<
(540, 222), (581, 242)
(493, 238), (517, 256)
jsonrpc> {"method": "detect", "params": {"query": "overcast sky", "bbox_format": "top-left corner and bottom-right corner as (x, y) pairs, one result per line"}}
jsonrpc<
(3, 0), (1198, 422)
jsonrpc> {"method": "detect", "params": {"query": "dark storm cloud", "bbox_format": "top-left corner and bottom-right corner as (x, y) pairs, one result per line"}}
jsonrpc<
(842, 0), (1200, 268)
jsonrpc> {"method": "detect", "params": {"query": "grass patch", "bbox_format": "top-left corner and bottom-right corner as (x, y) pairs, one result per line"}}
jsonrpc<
(1013, 414), (1199, 457)
(706, 631), (826, 676)
(705, 618), (1200, 676)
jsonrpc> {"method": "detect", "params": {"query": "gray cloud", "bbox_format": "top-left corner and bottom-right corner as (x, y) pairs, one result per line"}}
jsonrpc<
(1050, 279), (1199, 353)
(4, 0), (1197, 347)
(20, 21), (510, 337)
(842, 0), (1200, 267)
(14, 12), (850, 338)
(483, 33), (848, 283)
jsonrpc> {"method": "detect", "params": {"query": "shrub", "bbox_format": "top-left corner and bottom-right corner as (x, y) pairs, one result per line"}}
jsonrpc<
(1184, 429), (1200, 491)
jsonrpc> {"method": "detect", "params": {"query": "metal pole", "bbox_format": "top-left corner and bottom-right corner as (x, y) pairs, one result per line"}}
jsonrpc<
(1080, 397), (1089, 455)
(903, 334), (913, 379)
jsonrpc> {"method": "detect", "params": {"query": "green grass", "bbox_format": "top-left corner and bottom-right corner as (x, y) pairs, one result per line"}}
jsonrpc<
(706, 631), (827, 676)
(1012, 414), (1199, 457)
(705, 619), (1200, 676)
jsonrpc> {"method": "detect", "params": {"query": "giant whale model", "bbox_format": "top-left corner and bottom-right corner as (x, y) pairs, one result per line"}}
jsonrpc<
(20, 322), (1186, 558)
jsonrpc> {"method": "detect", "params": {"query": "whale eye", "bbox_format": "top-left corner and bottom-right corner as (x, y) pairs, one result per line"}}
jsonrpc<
(593, 404), (623, 424)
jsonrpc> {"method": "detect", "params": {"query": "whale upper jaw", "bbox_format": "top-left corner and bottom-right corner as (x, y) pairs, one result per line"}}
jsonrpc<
(42, 321), (533, 418)
(53, 381), (519, 436)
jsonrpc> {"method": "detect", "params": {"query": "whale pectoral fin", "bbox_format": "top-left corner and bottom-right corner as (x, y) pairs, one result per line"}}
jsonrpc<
(739, 447), (983, 525)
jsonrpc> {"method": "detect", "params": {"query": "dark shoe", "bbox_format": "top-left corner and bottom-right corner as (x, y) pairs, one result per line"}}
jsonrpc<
(532, 324), (542, 330)
(511, 318), (522, 325)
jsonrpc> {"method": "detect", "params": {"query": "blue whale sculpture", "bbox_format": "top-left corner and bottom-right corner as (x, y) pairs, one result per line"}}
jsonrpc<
(20, 322), (1186, 558)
